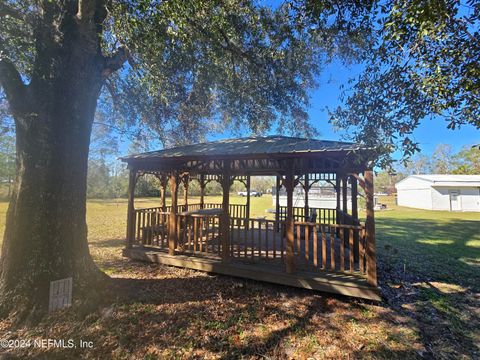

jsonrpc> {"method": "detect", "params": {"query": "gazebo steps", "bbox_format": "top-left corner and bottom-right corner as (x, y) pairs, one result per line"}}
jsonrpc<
(123, 246), (381, 301)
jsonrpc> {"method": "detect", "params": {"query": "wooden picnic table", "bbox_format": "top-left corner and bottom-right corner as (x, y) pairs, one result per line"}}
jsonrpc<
(179, 208), (223, 217)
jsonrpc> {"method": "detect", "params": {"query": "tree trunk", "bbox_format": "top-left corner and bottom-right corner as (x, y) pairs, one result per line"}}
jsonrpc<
(0, 1), (128, 323)
(0, 48), (109, 323)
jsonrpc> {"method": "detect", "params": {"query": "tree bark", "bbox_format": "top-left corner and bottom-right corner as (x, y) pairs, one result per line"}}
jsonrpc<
(0, 66), (106, 321)
(0, 2), (126, 322)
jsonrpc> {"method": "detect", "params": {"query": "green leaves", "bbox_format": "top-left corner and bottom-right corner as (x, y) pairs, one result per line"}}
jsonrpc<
(2, 0), (375, 146)
(102, 0), (374, 145)
(333, 0), (480, 168)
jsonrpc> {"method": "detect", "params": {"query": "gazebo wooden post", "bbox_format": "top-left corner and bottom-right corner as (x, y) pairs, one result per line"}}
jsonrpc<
(351, 174), (359, 260)
(335, 174), (341, 221)
(275, 175), (281, 231)
(245, 175), (251, 228)
(168, 172), (179, 255)
(335, 173), (341, 236)
(351, 175), (358, 221)
(342, 176), (349, 243)
(364, 170), (377, 286)
(342, 176), (348, 216)
(126, 167), (137, 249)
(199, 174), (205, 209)
(303, 173), (309, 221)
(221, 160), (231, 262)
(285, 159), (295, 273)
(182, 173), (189, 211)
(159, 174), (167, 212)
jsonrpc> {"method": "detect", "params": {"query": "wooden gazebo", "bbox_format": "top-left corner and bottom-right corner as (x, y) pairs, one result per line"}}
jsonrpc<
(121, 136), (380, 300)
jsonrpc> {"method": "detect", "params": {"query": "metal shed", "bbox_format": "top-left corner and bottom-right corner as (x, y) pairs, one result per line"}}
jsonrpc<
(395, 175), (480, 212)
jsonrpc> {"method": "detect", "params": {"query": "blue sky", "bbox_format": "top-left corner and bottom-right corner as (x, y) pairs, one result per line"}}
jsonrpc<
(205, 59), (479, 161)
(207, 0), (479, 160)
(119, 59), (478, 160)
(304, 61), (479, 157)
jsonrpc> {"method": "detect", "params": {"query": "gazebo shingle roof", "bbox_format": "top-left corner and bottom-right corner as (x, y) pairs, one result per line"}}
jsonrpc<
(122, 135), (366, 161)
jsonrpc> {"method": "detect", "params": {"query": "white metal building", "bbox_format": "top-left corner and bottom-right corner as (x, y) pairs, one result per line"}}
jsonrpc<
(395, 175), (480, 212)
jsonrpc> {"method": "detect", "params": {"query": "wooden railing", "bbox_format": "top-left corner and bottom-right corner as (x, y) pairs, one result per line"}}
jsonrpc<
(133, 203), (247, 244)
(227, 217), (366, 275)
(134, 206), (169, 246)
(229, 217), (286, 261)
(177, 214), (221, 255)
(292, 222), (366, 274)
(165, 203), (202, 213)
(278, 206), (336, 224)
(132, 206), (368, 277)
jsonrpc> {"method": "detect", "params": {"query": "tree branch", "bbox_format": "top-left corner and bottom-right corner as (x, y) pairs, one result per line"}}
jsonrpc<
(76, 0), (109, 31)
(0, 2), (24, 20)
(0, 58), (27, 115)
(1, 1), (38, 28)
(93, 121), (125, 134)
(76, 0), (97, 21)
(104, 77), (122, 112)
(187, 18), (264, 69)
(101, 46), (128, 78)
(217, 27), (264, 68)
(104, 78), (117, 100)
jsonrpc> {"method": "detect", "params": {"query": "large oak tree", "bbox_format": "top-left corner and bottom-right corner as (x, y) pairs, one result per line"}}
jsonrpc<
(0, 0), (373, 321)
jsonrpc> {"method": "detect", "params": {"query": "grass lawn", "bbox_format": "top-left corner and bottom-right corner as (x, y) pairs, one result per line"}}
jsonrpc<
(0, 195), (478, 359)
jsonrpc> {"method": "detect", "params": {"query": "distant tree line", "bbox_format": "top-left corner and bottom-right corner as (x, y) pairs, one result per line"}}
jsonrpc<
(399, 144), (480, 176)
(0, 115), (15, 199)
(86, 167), (276, 200)
(0, 109), (277, 200)
(2, 97), (476, 201)
(1, 125), (477, 200)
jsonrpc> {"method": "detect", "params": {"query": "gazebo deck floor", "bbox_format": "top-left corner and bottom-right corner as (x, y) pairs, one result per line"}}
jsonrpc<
(123, 246), (381, 301)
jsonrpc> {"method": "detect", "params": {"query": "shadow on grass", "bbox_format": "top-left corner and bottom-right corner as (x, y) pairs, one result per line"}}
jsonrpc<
(376, 217), (480, 291)
(85, 215), (480, 358)
(374, 217), (480, 358)
(92, 238), (125, 248)
(102, 272), (420, 359)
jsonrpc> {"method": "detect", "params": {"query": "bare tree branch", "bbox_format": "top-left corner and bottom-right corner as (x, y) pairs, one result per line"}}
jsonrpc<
(93, 120), (123, 133)
(104, 77), (122, 113)
(104, 78), (117, 100)
(101, 45), (128, 78)
(76, 0), (97, 21)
